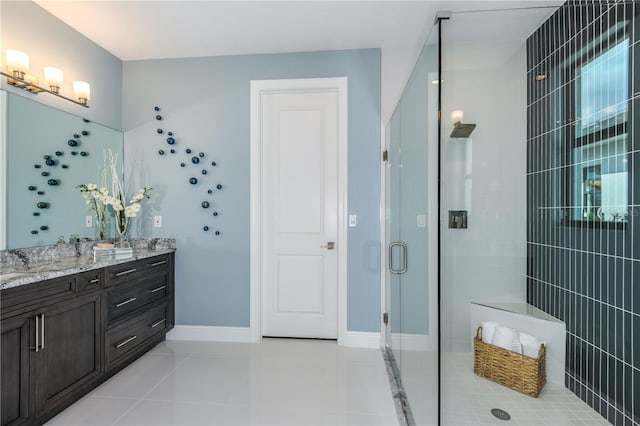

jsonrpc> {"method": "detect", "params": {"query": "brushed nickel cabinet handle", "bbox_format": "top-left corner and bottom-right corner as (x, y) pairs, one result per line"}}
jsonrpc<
(33, 314), (39, 352)
(150, 260), (167, 266)
(90, 278), (100, 283)
(151, 319), (166, 328)
(115, 335), (137, 348)
(148, 285), (167, 293)
(115, 268), (137, 277)
(115, 297), (137, 308)
(40, 314), (45, 350)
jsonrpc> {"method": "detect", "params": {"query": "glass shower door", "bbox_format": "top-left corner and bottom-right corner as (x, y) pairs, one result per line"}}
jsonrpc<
(385, 25), (439, 426)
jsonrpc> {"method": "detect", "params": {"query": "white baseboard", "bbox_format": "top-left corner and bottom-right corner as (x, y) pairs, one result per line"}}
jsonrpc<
(166, 325), (254, 342)
(167, 326), (381, 348)
(341, 331), (381, 348)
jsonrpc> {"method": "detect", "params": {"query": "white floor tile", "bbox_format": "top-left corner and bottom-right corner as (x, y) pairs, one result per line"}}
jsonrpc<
(45, 396), (138, 426)
(48, 339), (399, 426)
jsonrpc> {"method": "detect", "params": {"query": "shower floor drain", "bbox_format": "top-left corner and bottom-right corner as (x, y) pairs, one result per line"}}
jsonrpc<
(491, 408), (511, 421)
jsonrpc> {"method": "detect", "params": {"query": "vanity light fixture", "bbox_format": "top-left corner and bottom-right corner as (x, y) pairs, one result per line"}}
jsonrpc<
(2, 49), (90, 108)
(44, 67), (63, 94)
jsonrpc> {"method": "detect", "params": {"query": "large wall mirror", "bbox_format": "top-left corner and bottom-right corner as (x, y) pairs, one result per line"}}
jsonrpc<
(1, 90), (123, 249)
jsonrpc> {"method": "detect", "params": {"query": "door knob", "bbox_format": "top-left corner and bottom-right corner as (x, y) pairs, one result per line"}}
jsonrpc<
(321, 242), (335, 250)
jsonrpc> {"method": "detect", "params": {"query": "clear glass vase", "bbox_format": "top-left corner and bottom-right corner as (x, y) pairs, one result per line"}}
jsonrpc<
(115, 218), (130, 248)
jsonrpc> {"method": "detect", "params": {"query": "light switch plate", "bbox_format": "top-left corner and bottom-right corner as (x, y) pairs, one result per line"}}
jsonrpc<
(349, 214), (357, 227)
(154, 216), (162, 228)
(85, 215), (93, 227)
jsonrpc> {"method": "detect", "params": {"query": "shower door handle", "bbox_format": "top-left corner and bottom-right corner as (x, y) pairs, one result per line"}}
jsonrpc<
(389, 242), (407, 274)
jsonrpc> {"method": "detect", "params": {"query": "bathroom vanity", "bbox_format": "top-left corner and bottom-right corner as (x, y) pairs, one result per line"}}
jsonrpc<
(0, 248), (175, 426)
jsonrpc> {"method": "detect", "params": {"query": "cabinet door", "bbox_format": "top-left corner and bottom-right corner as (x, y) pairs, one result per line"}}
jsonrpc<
(35, 292), (102, 418)
(1, 313), (34, 426)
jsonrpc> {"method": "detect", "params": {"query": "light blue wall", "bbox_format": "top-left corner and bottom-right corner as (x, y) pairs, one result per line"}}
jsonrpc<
(123, 50), (382, 332)
(0, 1), (122, 130)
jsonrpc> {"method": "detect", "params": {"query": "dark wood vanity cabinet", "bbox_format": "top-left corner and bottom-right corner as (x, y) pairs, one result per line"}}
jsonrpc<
(0, 252), (174, 426)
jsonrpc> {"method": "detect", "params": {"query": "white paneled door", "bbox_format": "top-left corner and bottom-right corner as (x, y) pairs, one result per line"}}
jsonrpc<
(260, 88), (340, 339)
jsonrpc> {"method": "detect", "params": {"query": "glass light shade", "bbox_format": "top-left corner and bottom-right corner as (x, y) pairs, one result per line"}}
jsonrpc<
(73, 81), (91, 103)
(451, 109), (464, 124)
(44, 67), (63, 89)
(6, 49), (30, 73)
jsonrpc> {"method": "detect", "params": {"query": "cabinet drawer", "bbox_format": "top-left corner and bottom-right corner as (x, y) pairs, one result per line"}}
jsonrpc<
(106, 255), (169, 287)
(106, 272), (169, 325)
(77, 270), (104, 294)
(1, 276), (76, 316)
(105, 304), (168, 366)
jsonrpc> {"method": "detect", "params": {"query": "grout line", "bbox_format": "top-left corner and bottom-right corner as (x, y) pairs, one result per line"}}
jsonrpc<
(526, 241), (640, 263)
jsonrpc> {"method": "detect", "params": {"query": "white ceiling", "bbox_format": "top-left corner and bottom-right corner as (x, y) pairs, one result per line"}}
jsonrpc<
(34, 1), (563, 62)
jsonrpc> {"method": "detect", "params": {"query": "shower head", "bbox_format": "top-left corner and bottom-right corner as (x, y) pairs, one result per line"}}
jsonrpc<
(450, 121), (476, 139)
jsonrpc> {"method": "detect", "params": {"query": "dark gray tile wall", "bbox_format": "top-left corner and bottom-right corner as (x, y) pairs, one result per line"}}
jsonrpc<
(527, 1), (640, 424)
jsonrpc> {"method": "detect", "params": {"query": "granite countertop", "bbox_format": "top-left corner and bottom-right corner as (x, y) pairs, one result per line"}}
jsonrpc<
(1, 246), (175, 291)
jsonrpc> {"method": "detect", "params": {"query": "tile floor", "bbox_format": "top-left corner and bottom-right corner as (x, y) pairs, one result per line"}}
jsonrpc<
(45, 338), (398, 426)
(396, 350), (610, 426)
(46, 339), (610, 426)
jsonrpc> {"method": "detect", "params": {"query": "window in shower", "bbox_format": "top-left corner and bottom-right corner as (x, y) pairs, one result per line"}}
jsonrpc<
(570, 37), (629, 223)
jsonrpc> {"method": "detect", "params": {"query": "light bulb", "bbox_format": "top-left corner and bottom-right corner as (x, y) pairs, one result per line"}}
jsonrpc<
(73, 81), (90, 105)
(44, 67), (64, 93)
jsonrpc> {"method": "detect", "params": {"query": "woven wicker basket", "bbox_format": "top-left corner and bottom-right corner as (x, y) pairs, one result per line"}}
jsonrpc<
(473, 326), (546, 397)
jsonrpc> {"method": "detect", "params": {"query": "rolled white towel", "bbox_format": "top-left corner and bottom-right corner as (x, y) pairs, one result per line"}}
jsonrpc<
(491, 326), (519, 352)
(481, 321), (500, 344)
(520, 332), (543, 358)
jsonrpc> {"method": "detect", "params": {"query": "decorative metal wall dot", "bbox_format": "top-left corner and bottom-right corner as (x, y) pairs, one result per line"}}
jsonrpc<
(39, 226), (48, 231)
(198, 152), (205, 158)
(216, 184), (222, 189)
(47, 179), (60, 186)
(34, 164), (41, 168)
(28, 185), (37, 190)
(191, 157), (200, 164)
(170, 149), (176, 154)
(167, 137), (175, 145)
(189, 177), (198, 184)
(43, 155), (51, 160)
(61, 164), (69, 169)
(41, 171), (50, 176)
(201, 170), (207, 175)
(71, 151), (78, 156)
(37, 202), (50, 208)
(154, 106), (160, 111)
(186, 148), (192, 154)
(201, 201), (210, 208)
(73, 133), (80, 138)
(213, 211), (218, 216)
(158, 150), (165, 155)
(157, 129), (163, 134)
(156, 115), (162, 121)
(83, 118), (91, 123)
(55, 151), (63, 156)
(68, 139), (79, 146)
(80, 151), (88, 156)
(203, 226), (209, 231)
(207, 189), (213, 194)
(168, 131), (173, 136)
(31, 230), (38, 235)
(215, 231), (220, 236)
(37, 191), (45, 195)
(81, 130), (89, 136)
(211, 161), (217, 166)
(180, 163), (186, 167)
(33, 212), (40, 216)
(45, 159), (57, 166)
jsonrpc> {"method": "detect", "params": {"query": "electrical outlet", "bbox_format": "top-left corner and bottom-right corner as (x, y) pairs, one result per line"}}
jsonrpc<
(154, 216), (162, 228)
(85, 215), (93, 227)
(349, 214), (357, 227)
(417, 214), (426, 228)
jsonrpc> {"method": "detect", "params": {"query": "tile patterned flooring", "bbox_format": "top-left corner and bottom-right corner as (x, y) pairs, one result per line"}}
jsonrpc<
(46, 338), (398, 426)
(46, 339), (610, 426)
